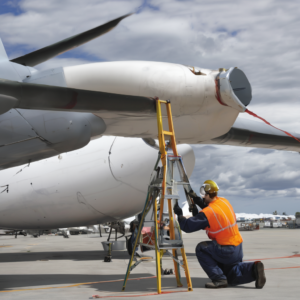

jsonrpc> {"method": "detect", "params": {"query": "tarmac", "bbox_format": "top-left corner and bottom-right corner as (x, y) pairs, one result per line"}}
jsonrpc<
(0, 228), (299, 300)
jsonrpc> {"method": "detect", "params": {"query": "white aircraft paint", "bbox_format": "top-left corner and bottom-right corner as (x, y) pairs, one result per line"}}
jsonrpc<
(24, 61), (240, 144)
(63, 61), (240, 143)
(0, 136), (195, 230)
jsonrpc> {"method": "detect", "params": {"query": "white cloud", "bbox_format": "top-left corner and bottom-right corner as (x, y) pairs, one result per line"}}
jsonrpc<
(189, 144), (300, 214)
(1, 0), (300, 121)
(34, 57), (92, 71)
(0, 0), (299, 214)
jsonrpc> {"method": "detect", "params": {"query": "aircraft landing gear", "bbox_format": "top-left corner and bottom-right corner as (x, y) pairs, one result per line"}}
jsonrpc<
(103, 242), (112, 262)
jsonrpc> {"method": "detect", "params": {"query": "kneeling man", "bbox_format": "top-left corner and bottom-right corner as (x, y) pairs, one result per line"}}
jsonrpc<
(174, 180), (266, 289)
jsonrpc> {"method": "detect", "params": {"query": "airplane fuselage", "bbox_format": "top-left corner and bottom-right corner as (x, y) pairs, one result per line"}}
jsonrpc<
(0, 136), (195, 229)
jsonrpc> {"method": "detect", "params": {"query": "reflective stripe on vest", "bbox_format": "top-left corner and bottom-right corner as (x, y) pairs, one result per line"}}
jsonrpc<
(208, 199), (237, 234)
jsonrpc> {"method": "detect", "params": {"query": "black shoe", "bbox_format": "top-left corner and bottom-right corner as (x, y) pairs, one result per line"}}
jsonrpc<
(253, 261), (266, 289)
(205, 279), (228, 289)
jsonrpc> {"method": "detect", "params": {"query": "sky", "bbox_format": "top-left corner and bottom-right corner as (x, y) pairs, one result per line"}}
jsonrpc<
(0, 0), (299, 215)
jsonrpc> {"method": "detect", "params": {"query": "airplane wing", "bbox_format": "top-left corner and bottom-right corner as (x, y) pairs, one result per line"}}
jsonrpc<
(201, 117), (300, 152)
(10, 14), (132, 67)
(0, 79), (155, 171)
(0, 79), (155, 115)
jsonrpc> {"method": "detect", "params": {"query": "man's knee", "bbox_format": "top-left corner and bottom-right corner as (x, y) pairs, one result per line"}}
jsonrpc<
(196, 241), (209, 254)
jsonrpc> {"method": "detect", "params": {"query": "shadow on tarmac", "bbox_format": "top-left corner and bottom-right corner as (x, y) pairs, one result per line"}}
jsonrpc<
(0, 274), (255, 292)
(0, 250), (130, 263)
(0, 274), (213, 292)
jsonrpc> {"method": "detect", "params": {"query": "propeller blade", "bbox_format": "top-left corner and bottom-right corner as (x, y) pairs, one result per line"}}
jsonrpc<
(11, 13), (132, 67)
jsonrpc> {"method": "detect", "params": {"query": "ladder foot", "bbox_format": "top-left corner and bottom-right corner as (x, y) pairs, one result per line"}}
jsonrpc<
(104, 256), (112, 262)
(162, 268), (174, 275)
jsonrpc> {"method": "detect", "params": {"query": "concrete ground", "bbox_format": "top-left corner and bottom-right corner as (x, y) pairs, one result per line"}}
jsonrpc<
(0, 228), (299, 299)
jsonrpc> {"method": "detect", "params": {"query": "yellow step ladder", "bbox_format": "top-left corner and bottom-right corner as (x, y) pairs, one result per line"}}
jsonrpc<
(122, 99), (193, 294)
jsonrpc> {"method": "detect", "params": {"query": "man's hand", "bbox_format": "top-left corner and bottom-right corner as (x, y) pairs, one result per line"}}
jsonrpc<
(189, 204), (199, 217)
(188, 189), (197, 198)
(192, 196), (207, 209)
(173, 203), (183, 217)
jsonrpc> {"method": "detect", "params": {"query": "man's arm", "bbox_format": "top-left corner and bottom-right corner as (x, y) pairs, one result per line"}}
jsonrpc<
(173, 202), (209, 233)
(178, 212), (209, 233)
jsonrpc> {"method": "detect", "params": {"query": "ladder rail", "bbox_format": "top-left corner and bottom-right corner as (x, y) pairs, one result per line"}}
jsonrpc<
(122, 187), (158, 291)
(122, 99), (193, 294)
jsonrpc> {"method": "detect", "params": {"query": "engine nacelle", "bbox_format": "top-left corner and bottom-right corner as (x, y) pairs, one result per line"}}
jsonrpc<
(23, 61), (253, 143)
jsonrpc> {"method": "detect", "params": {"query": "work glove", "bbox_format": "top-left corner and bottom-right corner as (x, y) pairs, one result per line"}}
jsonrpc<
(173, 203), (183, 217)
(189, 204), (199, 217)
(192, 196), (207, 210)
(188, 189), (198, 198)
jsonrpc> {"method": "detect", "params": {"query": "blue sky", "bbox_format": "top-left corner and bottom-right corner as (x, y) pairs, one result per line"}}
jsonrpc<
(0, 0), (299, 215)
(0, 1), (23, 16)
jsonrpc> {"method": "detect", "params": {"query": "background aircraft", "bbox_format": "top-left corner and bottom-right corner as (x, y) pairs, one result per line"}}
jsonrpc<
(0, 4), (299, 230)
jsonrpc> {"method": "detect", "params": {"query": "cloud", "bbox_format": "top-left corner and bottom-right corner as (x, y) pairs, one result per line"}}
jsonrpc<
(1, 0), (300, 120)
(34, 57), (92, 71)
(0, 0), (299, 214)
(189, 144), (300, 214)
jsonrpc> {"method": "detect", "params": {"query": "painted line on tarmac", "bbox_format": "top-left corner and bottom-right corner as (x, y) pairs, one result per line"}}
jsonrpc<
(0, 276), (156, 293)
(245, 253), (300, 261)
(265, 266), (300, 270)
(92, 290), (190, 298)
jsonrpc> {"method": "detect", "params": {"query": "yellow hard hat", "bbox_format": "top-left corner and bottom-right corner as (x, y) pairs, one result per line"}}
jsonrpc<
(200, 180), (219, 196)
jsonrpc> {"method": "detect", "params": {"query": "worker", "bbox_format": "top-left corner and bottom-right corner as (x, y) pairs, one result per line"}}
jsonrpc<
(173, 180), (266, 289)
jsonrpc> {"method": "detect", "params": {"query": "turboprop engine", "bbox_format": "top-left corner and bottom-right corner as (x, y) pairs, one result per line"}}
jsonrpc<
(0, 59), (253, 145)
(0, 13), (253, 144)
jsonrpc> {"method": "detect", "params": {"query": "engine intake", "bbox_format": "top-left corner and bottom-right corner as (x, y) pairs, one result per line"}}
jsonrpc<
(217, 67), (252, 112)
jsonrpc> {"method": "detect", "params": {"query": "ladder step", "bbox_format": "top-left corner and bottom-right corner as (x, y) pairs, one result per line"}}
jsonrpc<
(163, 130), (173, 136)
(140, 244), (183, 250)
(159, 246), (183, 250)
(172, 181), (190, 185)
(163, 195), (179, 200)
(139, 256), (153, 260)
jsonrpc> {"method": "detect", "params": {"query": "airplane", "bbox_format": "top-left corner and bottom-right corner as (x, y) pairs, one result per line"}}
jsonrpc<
(0, 14), (299, 233)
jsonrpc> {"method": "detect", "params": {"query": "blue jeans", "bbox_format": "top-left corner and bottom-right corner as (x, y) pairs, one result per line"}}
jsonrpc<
(196, 240), (255, 285)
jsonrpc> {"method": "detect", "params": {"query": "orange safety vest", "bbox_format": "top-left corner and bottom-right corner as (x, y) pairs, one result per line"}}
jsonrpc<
(202, 197), (243, 246)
